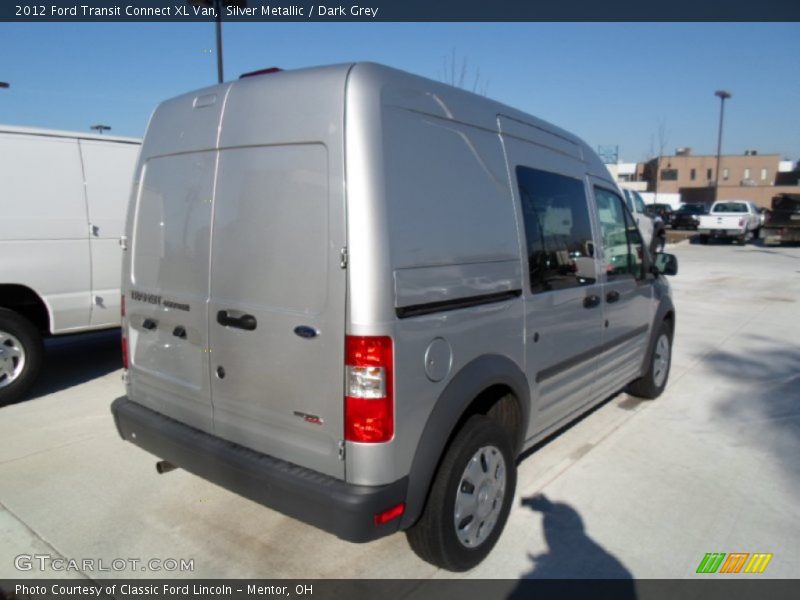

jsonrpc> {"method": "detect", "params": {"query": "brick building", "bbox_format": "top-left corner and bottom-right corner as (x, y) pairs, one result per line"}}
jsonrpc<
(641, 149), (797, 207)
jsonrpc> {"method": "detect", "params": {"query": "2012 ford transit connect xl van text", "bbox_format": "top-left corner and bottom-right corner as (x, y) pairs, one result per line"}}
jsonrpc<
(111, 63), (677, 571)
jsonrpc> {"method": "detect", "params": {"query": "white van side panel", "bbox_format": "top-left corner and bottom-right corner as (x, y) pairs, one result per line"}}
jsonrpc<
(79, 140), (140, 327)
(0, 133), (91, 332)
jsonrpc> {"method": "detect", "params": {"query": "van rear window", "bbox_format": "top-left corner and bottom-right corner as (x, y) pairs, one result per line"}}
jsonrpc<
(515, 166), (595, 293)
(713, 202), (748, 213)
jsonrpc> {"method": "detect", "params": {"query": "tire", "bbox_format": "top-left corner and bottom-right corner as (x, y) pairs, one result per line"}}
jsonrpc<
(0, 309), (44, 407)
(627, 319), (673, 400)
(406, 415), (516, 571)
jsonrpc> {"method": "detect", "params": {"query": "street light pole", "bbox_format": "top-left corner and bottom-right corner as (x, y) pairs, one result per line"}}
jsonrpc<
(214, 0), (224, 83)
(713, 90), (732, 203)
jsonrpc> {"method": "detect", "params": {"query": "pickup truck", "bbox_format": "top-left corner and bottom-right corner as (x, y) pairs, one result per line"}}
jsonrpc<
(697, 200), (761, 244)
(762, 194), (800, 246)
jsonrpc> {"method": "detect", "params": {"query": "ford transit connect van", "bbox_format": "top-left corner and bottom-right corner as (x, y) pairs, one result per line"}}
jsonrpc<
(112, 63), (677, 571)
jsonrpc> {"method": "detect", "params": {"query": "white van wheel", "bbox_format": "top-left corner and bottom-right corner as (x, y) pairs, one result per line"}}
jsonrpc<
(0, 309), (43, 406)
(406, 415), (516, 571)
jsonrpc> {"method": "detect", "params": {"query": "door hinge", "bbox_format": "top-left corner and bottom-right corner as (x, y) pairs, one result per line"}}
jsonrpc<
(339, 247), (348, 269)
(338, 440), (346, 461)
(119, 235), (128, 251)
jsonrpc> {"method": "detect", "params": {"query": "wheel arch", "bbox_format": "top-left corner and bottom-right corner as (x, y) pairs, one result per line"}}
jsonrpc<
(0, 284), (52, 334)
(400, 354), (529, 529)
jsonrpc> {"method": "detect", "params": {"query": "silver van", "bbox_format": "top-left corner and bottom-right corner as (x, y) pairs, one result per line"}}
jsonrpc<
(112, 63), (677, 571)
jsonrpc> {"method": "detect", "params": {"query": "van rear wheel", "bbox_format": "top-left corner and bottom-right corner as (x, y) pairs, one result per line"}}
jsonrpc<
(406, 415), (516, 571)
(0, 309), (43, 407)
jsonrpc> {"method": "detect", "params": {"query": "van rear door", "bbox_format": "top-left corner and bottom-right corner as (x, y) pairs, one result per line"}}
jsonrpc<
(126, 86), (229, 433)
(207, 73), (348, 479)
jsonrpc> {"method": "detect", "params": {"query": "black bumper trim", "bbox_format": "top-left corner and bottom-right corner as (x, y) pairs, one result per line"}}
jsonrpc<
(111, 397), (407, 543)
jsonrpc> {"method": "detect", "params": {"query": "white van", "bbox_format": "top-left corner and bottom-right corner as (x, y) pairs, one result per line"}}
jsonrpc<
(0, 125), (140, 405)
(112, 63), (677, 571)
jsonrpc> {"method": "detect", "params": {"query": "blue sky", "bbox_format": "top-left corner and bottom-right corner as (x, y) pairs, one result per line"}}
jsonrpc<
(2, 22), (799, 162)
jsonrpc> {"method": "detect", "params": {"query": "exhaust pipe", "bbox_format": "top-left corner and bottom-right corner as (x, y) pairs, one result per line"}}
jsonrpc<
(156, 460), (178, 474)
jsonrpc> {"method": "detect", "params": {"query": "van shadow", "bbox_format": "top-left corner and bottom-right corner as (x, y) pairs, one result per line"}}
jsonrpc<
(25, 329), (121, 401)
(508, 494), (636, 592)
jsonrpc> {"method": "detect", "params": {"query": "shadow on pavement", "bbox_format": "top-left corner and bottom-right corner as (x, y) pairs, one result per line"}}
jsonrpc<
(705, 336), (800, 488)
(26, 329), (121, 401)
(509, 494), (636, 592)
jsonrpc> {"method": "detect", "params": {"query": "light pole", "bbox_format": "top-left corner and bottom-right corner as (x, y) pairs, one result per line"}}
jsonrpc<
(190, 0), (246, 84)
(90, 124), (111, 135)
(713, 90), (732, 203)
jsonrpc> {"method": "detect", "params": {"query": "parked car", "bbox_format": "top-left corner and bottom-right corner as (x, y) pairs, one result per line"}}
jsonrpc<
(696, 200), (761, 244)
(671, 203), (709, 230)
(645, 203), (675, 228)
(0, 125), (140, 405)
(111, 63), (678, 572)
(622, 188), (664, 252)
(761, 194), (800, 246)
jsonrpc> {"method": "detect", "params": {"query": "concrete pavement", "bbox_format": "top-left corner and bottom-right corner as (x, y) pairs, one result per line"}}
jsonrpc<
(1, 241), (798, 580)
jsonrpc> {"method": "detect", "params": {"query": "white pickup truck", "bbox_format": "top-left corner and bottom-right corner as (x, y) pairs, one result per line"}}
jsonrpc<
(697, 200), (762, 244)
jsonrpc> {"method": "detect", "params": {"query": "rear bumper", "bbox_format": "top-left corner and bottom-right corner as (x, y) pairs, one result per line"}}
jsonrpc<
(697, 228), (745, 238)
(762, 228), (800, 244)
(111, 396), (408, 543)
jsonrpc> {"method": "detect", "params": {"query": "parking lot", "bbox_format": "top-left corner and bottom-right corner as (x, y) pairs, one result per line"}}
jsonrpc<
(1, 240), (798, 580)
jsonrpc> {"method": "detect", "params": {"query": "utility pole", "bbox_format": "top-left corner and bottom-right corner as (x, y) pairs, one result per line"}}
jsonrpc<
(713, 90), (732, 203)
(90, 124), (111, 135)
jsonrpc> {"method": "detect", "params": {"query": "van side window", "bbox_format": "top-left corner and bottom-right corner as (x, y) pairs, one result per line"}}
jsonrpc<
(594, 187), (645, 281)
(515, 166), (596, 294)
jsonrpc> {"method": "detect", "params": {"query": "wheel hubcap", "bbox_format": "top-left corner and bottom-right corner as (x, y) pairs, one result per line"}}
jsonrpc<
(0, 330), (26, 389)
(454, 445), (506, 548)
(652, 333), (670, 389)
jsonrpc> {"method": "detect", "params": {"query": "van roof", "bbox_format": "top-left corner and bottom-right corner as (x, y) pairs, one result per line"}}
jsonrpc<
(151, 62), (607, 178)
(0, 123), (141, 144)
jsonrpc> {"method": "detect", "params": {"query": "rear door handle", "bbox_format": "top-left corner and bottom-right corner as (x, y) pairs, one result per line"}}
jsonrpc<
(142, 318), (157, 330)
(583, 295), (601, 309)
(606, 290), (620, 304)
(217, 310), (257, 331)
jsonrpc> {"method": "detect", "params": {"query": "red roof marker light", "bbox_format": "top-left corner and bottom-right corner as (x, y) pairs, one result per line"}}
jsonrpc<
(239, 67), (283, 79)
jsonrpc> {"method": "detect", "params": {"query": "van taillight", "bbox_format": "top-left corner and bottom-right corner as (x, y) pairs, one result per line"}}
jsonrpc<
(739, 217), (745, 227)
(344, 335), (393, 443)
(121, 295), (128, 369)
(121, 336), (129, 370)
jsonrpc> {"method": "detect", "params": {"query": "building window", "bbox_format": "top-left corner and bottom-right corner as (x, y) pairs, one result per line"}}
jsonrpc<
(660, 169), (678, 181)
(690, 168), (696, 181)
(744, 168), (751, 179)
(707, 168), (713, 180)
(723, 168), (729, 181)
(761, 168), (768, 181)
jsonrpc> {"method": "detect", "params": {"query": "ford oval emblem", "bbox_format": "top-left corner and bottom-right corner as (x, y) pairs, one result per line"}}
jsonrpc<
(294, 325), (318, 339)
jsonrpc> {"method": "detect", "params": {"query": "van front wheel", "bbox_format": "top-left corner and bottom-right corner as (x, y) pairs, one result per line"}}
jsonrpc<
(627, 319), (672, 400)
(406, 415), (516, 571)
(0, 309), (43, 407)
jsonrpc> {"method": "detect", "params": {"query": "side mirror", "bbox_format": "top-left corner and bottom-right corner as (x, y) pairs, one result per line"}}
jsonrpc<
(654, 252), (678, 276)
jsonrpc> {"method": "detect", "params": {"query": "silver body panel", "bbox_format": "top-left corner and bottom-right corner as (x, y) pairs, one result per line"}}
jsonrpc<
(125, 62), (668, 489)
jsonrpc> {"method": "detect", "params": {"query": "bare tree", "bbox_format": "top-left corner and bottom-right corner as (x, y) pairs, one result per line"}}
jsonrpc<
(647, 118), (670, 202)
(438, 48), (490, 96)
